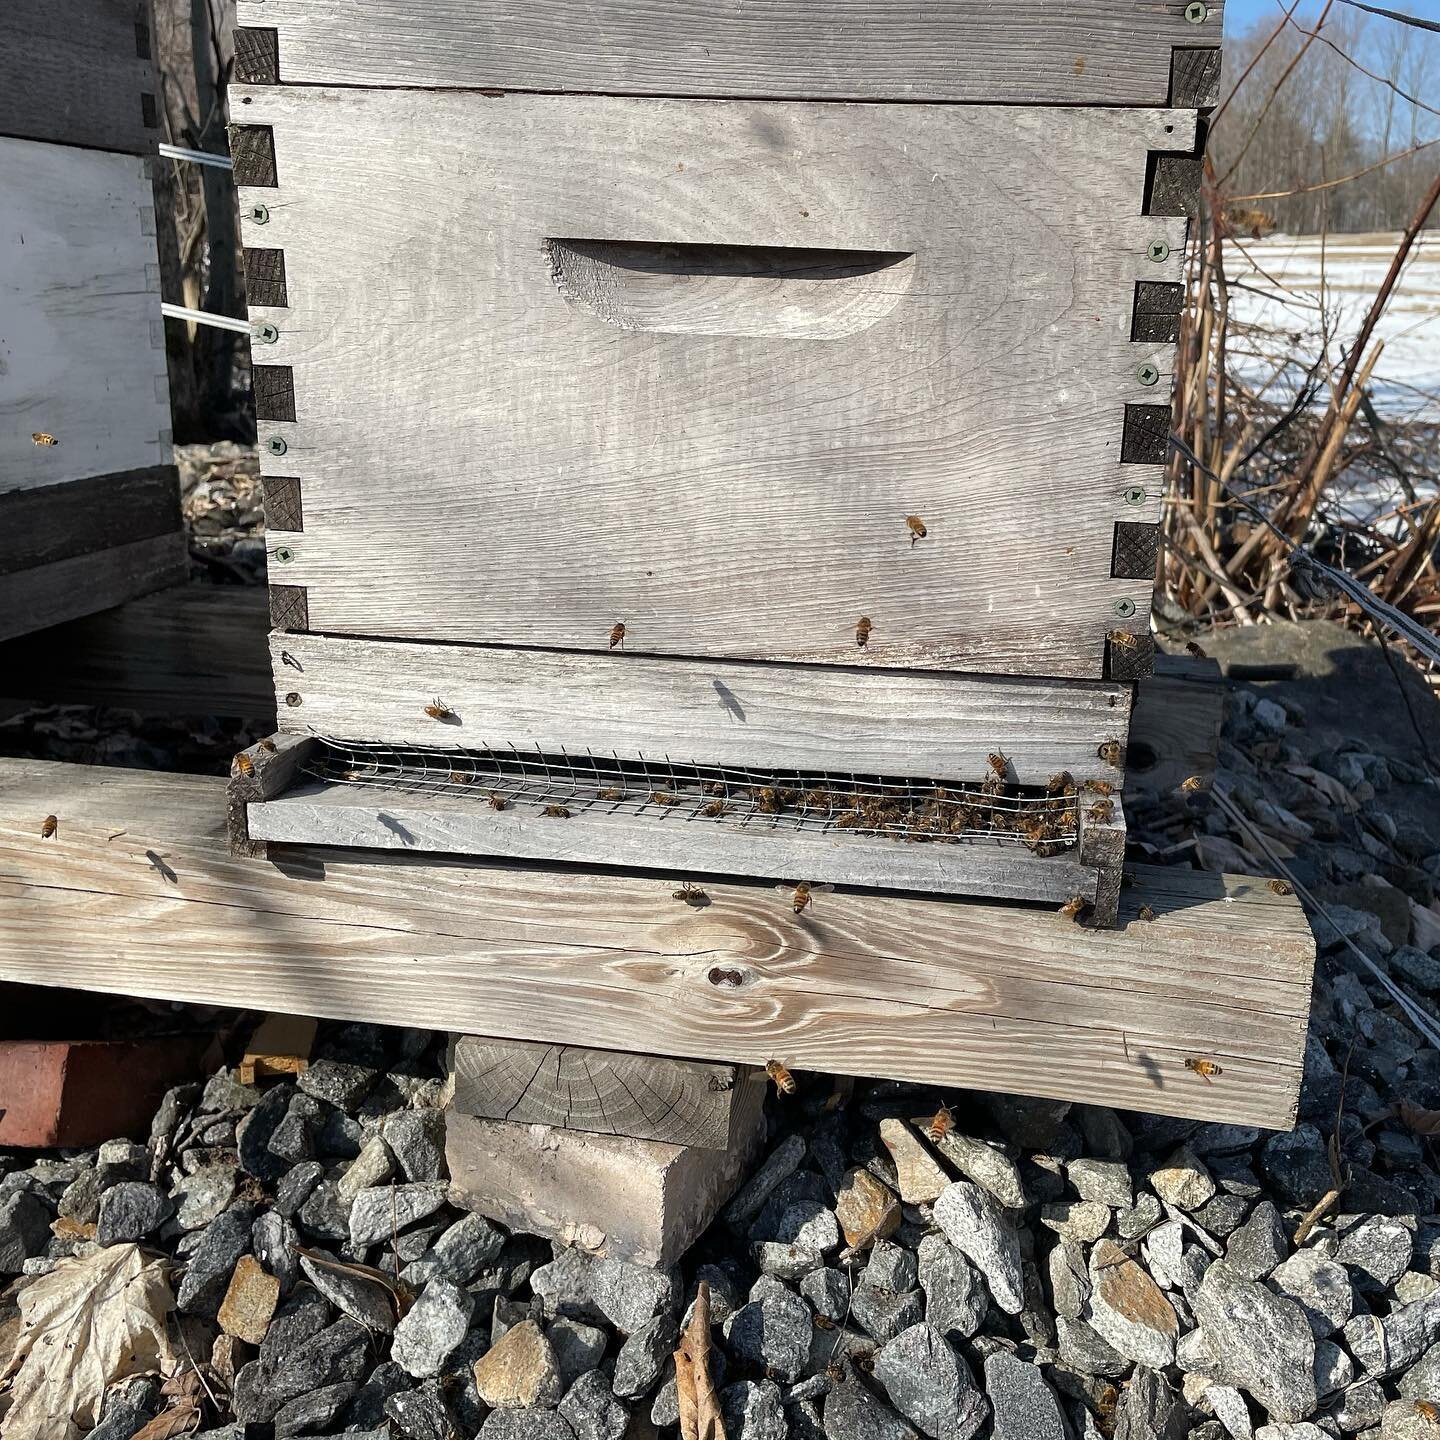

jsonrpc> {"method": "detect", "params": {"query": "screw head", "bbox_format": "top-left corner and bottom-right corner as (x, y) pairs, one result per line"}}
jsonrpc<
(1185, 2), (1209, 22)
(252, 322), (279, 344)
(273, 546), (295, 564)
(247, 202), (270, 224)
(1113, 598), (1138, 618)
(1123, 485), (1148, 506)
(1136, 362), (1160, 386)
(266, 436), (288, 456)
(1146, 240), (1171, 263)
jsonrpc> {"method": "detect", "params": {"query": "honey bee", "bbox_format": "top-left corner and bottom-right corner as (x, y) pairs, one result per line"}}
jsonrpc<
(754, 787), (784, 815)
(31, 432), (57, 446)
(598, 788), (626, 801)
(905, 515), (927, 546)
(424, 698), (456, 721)
(778, 880), (833, 914)
(856, 616), (873, 648)
(234, 752), (255, 777)
(257, 738), (277, 754)
(673, 882), (710, 908)
(488, 792), (507, 810)
(1180, 775), (1209, 793)
(1088, 798), (1115, 824)
(649, 791), (679, 807)
(1098, 740), (1123, 767)
(1046, 771), (1075, 795)
(542, 804), (570, 818)
(1267, 878), (1293, 896)
(1083, 779), (1115, 795)
(609, 622), (626, 649)
(1185, 640), (1208, 658)
(449, 771), (472, 785)
(814, 1315), (836, 1331)
(1185, 1057), (1223, 1082)
(1414, 1402), (1440, 1425)
(1106, 629), (1140, 651)
(41, 815), (58, 840)
(1059, 894), (1087, 922)
(702, 799), (727, 818)
(986, 752), (1008, 779)
(1137, 904), (1156, 922)
(765, 1060), (797, 1095)
(926, 1106), (953, 1143)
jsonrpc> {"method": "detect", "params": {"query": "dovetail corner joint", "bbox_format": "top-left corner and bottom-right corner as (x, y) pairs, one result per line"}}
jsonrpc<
(1121, 404), (1171, 466)
(234, 27), (281, 84)
(1132, 281), (1184, 344)
(243, 247), (288, 307)
(229, 124), (278, 187)
(270, 584), (309, 634)
(1169, 47), (1223, 107)
(1111, 522), (1161, 581)
(262, 476), (304, 532)
(252, 364), (295, 422)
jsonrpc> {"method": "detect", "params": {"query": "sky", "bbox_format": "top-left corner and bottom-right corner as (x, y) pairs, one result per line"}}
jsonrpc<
(1223, 0), (1440, 35)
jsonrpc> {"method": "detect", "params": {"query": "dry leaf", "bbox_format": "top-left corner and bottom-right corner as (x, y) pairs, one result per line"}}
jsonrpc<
(130, 1401), (201, 1440)
(673, 1281), (725, 1440)
(1397, 1100), (1440, 1136)
(292, 1246), (412, 1320)
(0, 1243), (173, 1440)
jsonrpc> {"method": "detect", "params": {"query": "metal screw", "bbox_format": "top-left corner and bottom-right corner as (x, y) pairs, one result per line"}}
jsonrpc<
(266, 436), (288, 456)
(252, 322), (279, 344)
(1123, 486), (1148, 506)
(247, 202), (270, 224)
(1185, 2), (1209, 22)
(273, 546), (295, 564)
(284, 691), (302, 707)
(1146, 240), (1170, 263)
(1113, 598), (1138, 618)
(1136, 362), (1160, 386)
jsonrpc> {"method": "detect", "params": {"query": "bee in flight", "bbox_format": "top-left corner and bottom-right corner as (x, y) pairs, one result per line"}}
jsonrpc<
(257, 738), (277, 754)
(1180, 775), (1209, 793)
(40, 815), (58, 840)
(765, 1060), (797, 1095)
(856, 615), (873, 648)
(926, 1105), (953, 1143)
(234, 752), (255, 778)
(905, 515), (927, 546)
(31, 432), (57, 446)
(1059, 894), (1087, 922)
(424, 697), (456, 721)
(779, 880), (833, 914)
(1185, 640), (1208, 658)
(609, 622), (626, 649)
(1185, 1057), (1223, 1083)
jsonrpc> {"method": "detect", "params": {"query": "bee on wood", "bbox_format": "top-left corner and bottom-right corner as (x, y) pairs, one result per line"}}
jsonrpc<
(779, 880), (833, 914)
(1084, 779), (1115, 795)
(1098, 740), (1124, 768)
(1137, 904), (1156, 922)
(649, 791), (679, 807)
(673, 882), (710, 908)
(1059, 894), (1087, 922)
(488, 792), (507, 810)
(597, 787), (626, 802)
(448, 771), (471, 785)
(1106, 629), (1141, 651)
(40, 815), (58, 840)
(1046, 771), (1075, 795)
(424, 698), (456, 721)
(234, 752), (255, 778)
(1267, 878), (1293, 896)
(702, 799), (728, 818)
(855, 615), (873, 648)
(926, 1106), (953, 1143)
(31, 432), (57, 446)
(1088, 798), (1115, 824)
(257, 738), (277, 754)
(765, 1060), (797, 1095)
(1185, 1057), (1223, 1083)
(905, 515), (927, 546)
(609, 622), (626, 649)
(1185, 640), (1208, 658)
(986, 752), (1008, 780)
(541, 804), (570, 818)
(1180, 775), (1209, 793)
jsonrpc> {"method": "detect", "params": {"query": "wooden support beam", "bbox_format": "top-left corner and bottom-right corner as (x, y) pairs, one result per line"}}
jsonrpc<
(0, 758), (1314, 1129)
(1126, 653), (1225, 798)
(227, 733), (315, 858)
(449, 1036), (757, 1151)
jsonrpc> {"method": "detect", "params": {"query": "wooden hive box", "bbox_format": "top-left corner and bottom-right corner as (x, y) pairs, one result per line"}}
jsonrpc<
(228, 0), (1222, 924)
(0, 0), (184, 642)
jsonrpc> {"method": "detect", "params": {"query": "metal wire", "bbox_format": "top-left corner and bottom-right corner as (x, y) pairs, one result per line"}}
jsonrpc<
(302, 739), (1083, 849)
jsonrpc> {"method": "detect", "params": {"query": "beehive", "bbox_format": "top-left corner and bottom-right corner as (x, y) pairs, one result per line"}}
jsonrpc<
(228, 0), (1222, 923)
(0, 0), (181, 641)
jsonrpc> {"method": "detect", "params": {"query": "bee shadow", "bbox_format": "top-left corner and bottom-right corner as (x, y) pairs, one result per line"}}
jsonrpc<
(377, 813), (417, 845)
(711, 680), (747, 723)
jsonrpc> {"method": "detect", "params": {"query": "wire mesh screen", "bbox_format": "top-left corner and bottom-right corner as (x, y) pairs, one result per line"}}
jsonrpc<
(303, 739), (1083, 853)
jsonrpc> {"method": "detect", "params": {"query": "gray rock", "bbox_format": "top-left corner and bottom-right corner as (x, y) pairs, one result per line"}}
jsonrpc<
(1226, 1202), (1289, 1281)
(298, 1058), (379, 1112)
(57, 1169), (102, 1226)
(95, 1182), (173, 1245)
(917, 1234), (985, 1340)
(852, 1277), (925, 1345)
(1152, 1148), (1217, 1211)
(299, 1251), (397, 1331)
(1057, 1315), (1130, 1378)
(932, 1182), (1024, 1315)
(1261, 1128), (1334, 1210)
(933, 1133), (1027, 1208)
(267, 1096), (320, 1165)
(480, 1413), (576, 1440)
(342, 1359), (413, 1430)
(725, 1135), (807, 1228)
(384, 1109), (448, 1183)
(1394, 1274), (1439, 1306)
(720, 1379), (787, 1440)
(1049, 1240), (1091, 1320)
(983, 1350), (1069, 1440)
(274, 1158), (325, 1217)
(1270, 1250), (1354, 1338)
(494, 1295), (545, 1344)
(1397, 1341), (1440, 1399)
(96, 1140), (147, 1185)
(273, 1379), (358, 1438)
(236, 1084), (295, 1181)
(1331, 1380), (1386, 1432)
(338, 1134), (396, 1199)
(803, 1266), (853, 1323)
(1084, 1239), (1178, 1368)
(1254, 1427), (1328, 1440)
(867, 1240), (918, 1294)
(1069, 1158), (1134, 1209)
(613, 1313), (678, 1399)
(199, 1070), (261, 1114)
(1380, 1401), (1440, 1440)
(348, 1182), (446, 1246)
(387, 1377), (462, 1440)
(1335, 1217), (1413, 1291)
(260, 1287), (332, 1367)
(1114, 1367), (1189, 1440)
(171, 1165), (239, 1231)
(1119, 1192), (1165, 1241)
(1042, 1201), (1111, 1244)
(874, 1324), (986, 1440)
(428, 1211), (506, 1285)
(1196, 1194), (1255, 1240)
(392, 1277), (474, 1376)
(1193, 1261), (1317, 1422)
(296, 1176), (351, 1240)
(251, 1209), (300, 1292)
(561, 1369), (629, 1440)
(1206, 1385), (1254, 1440)
(176, 1204), (256, 1315)
(548, 1317), (608, 1387)
(237, 1316), (371, 1423)
(755, 1241), (825, 1279)
(587, 1254), (681, 1333)
(1345, 1292), (1440, 1378)
(724, 1284), (812, 1383)
(1316, 1340), (1356, 1396)
(823, 1367), (919, 1440)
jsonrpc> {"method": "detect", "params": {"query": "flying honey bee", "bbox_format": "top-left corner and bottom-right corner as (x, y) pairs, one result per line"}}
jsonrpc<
(1088, 798), (1115, 824)
(1267, 878), (1293, 896)
(542, 804), (571, 818)
(1106, 629), (1140, 651)
(40, 815), (58, 840)
(1083, 779), (1115, 795)
(31, 432), (57, 446)
(856, 616), (873, 648)
(1185, 640), (1208, 658)
(488, 792), (507, 810)
(1185, 1057), (1223, 1083)
(1180, 775), (1209, 793)
(1137, 904), (1156, 922)
(424, 698), (456, 721)
(926, 1106), (953, 1143)
(905, 515), (927, 546)
(234, 752), (254, 777)
(609, 622), (626, 649)
(257, 738), (277, 753)
(779, 880), (833, 914)
(1059, 894), (1087, 922)
(702, 799), (727, 818)
(765, 1059), (797, 1095)
(1414, 1402), (1440, 1425)
(1098, 740), (1123, 767)
(673, 882), (710, 908)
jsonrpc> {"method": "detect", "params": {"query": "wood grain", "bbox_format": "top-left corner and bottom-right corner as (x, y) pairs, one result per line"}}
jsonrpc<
(1126, 654), (1224, 798)
(0, 758), (1311, 1127)
(228, 732), (315, 858)
(0, 0), (156, 154)
(235, 0), (1223, 106)
(1, 139), (171, 495)
(265, 633), (1132, 783)
(238, 86), (1188, 678)
(450, 1036), (751, 1150)
(0, 467), (179, 573)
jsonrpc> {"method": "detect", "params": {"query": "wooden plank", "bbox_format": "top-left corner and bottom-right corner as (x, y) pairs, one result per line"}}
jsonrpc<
(238, 87), (1189, 679)
(236, 0), (1222, 106)
(1127, 654), (1224, 797)
(238, 1013), (316, 1084)
(0, 467), (179, 573)
(1079, 794), (1126, 929)
(0, 0), (157, 154)
(266, 633), (1132, 784)
(450, 1036), (751, 1150)
(227, 733), (316, 858)
(0, 758), (1313, 1128)
(0, 534), (188, 644)
(1, 139), (171, 494)
(0, 586), (274, 719)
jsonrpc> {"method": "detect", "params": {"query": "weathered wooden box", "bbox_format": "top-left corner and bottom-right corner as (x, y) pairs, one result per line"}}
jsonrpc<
(0, 0), (183, 641)
(228, 0), (1222, 923)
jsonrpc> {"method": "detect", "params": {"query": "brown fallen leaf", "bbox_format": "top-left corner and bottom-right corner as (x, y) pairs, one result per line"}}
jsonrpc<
(1396, 1099), (1440, 1136)
(131, 1400), (202, 1440)
(293, 1244), (413, 1320)
(673, 1280), (725, 1440)
(49, 1215), (96, 1241)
